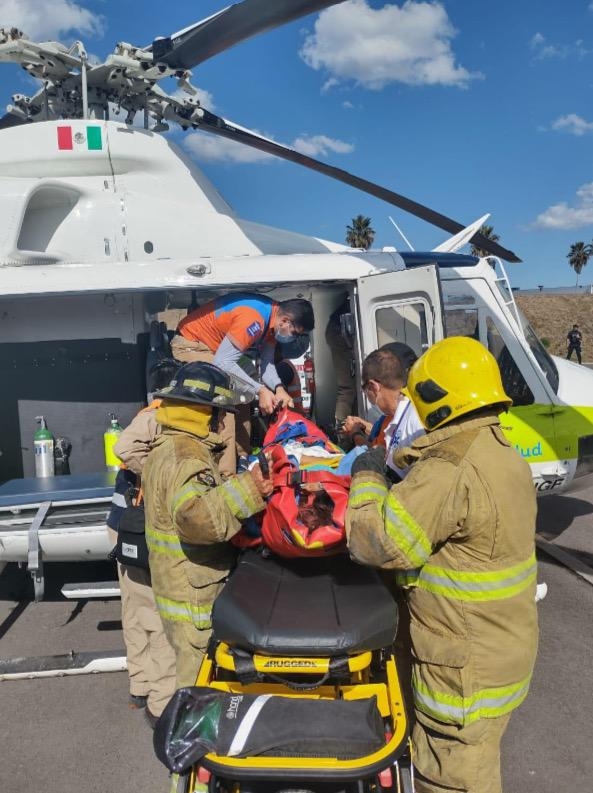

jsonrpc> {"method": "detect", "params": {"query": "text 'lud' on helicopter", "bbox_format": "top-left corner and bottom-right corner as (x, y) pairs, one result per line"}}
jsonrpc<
(0, 0), (593, 592)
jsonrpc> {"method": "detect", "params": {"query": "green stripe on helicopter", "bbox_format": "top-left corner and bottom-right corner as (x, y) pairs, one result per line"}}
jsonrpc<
(502, 403), (593, 491)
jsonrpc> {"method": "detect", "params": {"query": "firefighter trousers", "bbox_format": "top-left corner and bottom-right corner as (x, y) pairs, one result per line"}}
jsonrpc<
(110, 530), (176, 716)
(412, 710), (512, 793)
(325, 316), (356, 422)
(171, 335), (251, 476)
(158, 578), (228, 688)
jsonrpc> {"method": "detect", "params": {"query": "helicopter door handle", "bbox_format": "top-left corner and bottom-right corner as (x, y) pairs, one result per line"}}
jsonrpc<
(534, 406), (565, 416)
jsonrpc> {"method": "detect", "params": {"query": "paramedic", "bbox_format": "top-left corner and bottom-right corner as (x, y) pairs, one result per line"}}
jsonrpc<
(171, 293), (314, 474)
(107, 358), (179, 726)
(343, 343), (424, 480)
(142, 361), (272, 693)
(346, 337), (538, 793)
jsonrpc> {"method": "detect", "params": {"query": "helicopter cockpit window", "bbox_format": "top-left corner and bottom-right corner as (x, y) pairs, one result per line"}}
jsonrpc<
(375, 302), (428, 355)
(486, 317), (534, 406)
(444, 308), (479, 340)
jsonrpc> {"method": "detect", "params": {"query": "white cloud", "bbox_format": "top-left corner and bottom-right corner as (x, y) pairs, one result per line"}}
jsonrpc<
(551, 114), (593, 136)
(171, 87), (216, 112)
(185, 130), (353, 164)
(0, 0), (103, 40)
(300, 0), (478, 90)
(533, 182), (593, 230)
(321, 77), (339, 93)
(292, 134), (354, 157)
(530, 32), (589, 60)
(185, 132), (274, 164)
(193, 88), (215, 111)
(530, 32), (564, 59)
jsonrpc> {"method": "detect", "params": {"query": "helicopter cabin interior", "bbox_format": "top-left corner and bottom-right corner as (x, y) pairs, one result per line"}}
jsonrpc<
(0, 282), (429, 485)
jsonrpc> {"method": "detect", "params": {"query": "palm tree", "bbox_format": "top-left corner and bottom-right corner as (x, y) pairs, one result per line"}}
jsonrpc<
(567, 241), (592, 286)
(346, 215), (375, 250)
(470, 224), (500, 258)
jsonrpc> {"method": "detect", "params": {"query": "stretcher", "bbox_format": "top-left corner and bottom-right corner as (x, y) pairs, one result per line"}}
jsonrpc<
(170, 550), (414, 793)
(0, 473), (115, 600)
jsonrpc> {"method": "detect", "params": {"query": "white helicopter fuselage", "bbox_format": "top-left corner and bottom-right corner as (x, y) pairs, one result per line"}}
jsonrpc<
(0, 119), (348, 279)
(1, 119), (593, 572)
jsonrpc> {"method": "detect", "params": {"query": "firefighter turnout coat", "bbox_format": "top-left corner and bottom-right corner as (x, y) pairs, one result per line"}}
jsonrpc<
(143, 426), (265, 688)
(346, 414), (539, 730)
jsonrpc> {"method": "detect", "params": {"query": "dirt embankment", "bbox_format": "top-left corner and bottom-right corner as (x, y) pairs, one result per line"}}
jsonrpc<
(515, 294), (593, 361)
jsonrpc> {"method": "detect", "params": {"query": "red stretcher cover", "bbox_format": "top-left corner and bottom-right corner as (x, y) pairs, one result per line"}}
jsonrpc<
(236, 408), (350, 558)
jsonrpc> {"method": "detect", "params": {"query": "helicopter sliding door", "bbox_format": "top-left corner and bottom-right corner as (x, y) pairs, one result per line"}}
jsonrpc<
(356, 264), (444, 361)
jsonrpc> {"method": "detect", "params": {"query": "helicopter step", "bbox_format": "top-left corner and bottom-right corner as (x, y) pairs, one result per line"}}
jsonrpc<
(60, 581), (121, 599)
(0, 649), (127, 681)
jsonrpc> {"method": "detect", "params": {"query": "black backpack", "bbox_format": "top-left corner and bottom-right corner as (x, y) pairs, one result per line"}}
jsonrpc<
(115, 488), (150, 570)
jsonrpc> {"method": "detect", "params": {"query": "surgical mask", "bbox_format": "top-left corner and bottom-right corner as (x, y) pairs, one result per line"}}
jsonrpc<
(274, 330), (294, 345)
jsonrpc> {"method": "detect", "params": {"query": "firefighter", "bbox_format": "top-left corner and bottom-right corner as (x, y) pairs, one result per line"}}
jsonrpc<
(325, 296), (356, 425)
(142, 361), (272, 702)
(346, 337), (538, 793)
(170, 293), (315, 475)
(107, 358), (179, 723)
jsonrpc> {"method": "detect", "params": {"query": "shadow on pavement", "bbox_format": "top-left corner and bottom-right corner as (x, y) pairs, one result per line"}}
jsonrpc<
(538, 543), (593, 571)
(536, 494), (593, 539)
(0, 559), (117, 603)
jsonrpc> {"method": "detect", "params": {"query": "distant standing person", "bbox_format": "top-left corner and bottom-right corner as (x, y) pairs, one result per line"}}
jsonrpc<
(566, 323), (583, 364)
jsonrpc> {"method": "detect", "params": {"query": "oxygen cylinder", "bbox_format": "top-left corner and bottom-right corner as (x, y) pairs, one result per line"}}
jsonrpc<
(34, 416), (55, 478)
(104, 413), (123, 471)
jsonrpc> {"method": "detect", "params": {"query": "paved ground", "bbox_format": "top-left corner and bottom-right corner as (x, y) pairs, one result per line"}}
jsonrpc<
(1, 487), (593, 793)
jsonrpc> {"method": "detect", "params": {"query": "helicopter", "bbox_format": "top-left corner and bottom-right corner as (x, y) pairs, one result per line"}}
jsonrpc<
(0, 0), (592, 594)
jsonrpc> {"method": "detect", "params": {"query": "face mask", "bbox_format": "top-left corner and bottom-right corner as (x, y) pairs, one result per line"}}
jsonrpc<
(274, 330), (294, 345)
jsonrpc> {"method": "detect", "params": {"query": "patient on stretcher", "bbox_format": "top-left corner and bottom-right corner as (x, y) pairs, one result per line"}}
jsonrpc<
(237, 407), (350, 557)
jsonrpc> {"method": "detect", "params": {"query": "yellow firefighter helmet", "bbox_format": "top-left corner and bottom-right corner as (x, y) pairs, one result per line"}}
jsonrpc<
(407, 336), (512, 430)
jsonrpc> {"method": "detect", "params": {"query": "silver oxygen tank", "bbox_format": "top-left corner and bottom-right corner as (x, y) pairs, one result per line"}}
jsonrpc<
(34, 416), (55, 478)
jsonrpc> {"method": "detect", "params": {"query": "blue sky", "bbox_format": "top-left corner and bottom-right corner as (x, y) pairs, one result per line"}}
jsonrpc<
(1, 0), (593, 288)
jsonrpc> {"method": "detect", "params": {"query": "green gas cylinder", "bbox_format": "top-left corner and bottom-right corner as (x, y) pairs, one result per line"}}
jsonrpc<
(34, 416), (55, 478)
(104, 413), (123, 471)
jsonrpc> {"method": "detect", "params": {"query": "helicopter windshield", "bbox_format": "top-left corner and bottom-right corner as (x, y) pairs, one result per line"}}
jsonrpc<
(487, 264), (559, 395)
(515, 307), (559, 394)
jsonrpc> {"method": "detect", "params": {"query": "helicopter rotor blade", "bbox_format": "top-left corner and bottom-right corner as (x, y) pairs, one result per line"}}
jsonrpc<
(191, 109), (522, 263)
(0, 112), (29, 129)
(151, 0), (343, 70)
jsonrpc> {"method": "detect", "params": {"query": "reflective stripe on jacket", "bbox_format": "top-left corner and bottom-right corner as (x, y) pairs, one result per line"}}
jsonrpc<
(346, 414), (539, 727)
(142, 428), (265, 631)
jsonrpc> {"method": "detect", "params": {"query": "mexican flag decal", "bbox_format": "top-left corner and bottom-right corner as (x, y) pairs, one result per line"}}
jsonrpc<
(57, 125), (102, 151)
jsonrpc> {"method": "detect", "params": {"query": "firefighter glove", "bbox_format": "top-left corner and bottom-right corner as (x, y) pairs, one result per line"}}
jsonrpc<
(351, 446), (387, 478)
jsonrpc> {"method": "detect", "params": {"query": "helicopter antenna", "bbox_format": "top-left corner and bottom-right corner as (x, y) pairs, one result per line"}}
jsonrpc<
(388, 215), (415, 251)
